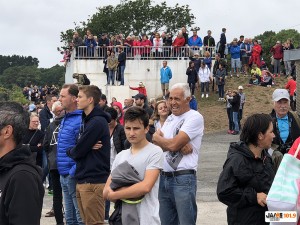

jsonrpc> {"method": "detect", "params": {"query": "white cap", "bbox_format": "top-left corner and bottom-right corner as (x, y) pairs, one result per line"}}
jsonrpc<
(272, 89), (290, 102)
(238, 86), (244, 90)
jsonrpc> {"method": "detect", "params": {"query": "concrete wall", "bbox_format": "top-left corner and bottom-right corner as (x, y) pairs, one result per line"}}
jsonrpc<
(65, 58), (209, 105)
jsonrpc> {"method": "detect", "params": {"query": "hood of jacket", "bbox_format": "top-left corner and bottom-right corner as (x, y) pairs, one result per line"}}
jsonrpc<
(83, 104), (111, 123)
(0, 145), (39, 174)
(227, 141), (257, 159)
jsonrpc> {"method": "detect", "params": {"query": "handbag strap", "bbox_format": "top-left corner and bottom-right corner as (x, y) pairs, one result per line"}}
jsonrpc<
(294, 143), (300, 158)
(27, 130), (38, 145)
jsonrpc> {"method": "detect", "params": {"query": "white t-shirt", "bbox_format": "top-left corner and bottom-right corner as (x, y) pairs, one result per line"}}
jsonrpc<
(111, 143), (163, 225)
(161, 110), (204, 172)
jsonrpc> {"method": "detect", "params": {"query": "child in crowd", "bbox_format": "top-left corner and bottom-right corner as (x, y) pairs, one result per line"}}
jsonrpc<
(249, 64), (262, 85)
(225, 89), (234, 134)
(260, 69), (273, 87)
(186, 61), (199, 96)
(203, 51), (212, 70)
(189, 95), (198, 110)
(216, 63), (226, 101)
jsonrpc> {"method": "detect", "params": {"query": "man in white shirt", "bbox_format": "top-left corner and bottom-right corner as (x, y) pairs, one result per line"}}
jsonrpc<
(153, 83), (204, 225)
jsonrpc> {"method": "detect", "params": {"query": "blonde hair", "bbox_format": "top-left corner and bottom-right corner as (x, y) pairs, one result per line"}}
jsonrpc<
(151, 100), (167, 121)
(204, 51), (211, 57)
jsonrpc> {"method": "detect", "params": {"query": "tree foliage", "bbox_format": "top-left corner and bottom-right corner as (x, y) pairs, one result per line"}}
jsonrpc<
(60, 0), (195, 47)
(0, 55), (39, 75)
(0, 86), (28, 104)
(39, 64), (65, 87)
(0, 66), (41, 89)
(254, 29), (300, 67)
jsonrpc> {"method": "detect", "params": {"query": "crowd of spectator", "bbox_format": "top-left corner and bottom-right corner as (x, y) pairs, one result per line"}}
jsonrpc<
(22, 85), (59, 112)
(61, 26), (217, 61)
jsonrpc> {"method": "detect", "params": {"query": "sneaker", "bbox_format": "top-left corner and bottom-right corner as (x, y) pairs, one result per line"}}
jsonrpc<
(227, 130), (233, 134)
(201, 94), (204, 98)
(237, 74), (240, 78)
(45, 208), (55, 217)
(206, 94), (209, 98)
(232, 131), (239, 135)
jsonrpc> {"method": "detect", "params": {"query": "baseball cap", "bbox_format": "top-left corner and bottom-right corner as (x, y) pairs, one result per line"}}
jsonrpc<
(133, 93), (146, 100)
(272, 89), (290, 102)
(238, 86), (244, 90)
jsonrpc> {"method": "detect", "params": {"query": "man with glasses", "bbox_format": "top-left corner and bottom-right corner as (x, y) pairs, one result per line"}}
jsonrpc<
(0, 102), (44, 225)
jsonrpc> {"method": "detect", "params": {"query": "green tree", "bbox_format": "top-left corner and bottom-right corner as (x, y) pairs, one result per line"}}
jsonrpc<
(0, 86), (28, 104)
(0, 66), (41, 88)
(254, 29), (300, 67)
(40, 64), (65, 86)
(0, 55), (39, 75)
(60, 0), (195, 46)
(9, 86), (29, 105)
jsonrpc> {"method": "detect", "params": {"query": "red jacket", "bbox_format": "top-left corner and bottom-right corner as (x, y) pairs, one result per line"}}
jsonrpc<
(130, 86), (147, 96)
(251, 44), (262, 57)
(270, 45), (283, 59)
(285, 79), (297, 96)
(172, 37), (185, 49)
(140, 39), (152, 54)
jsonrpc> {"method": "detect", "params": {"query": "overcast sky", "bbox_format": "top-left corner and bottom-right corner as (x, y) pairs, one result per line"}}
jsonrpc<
(1, 0), (300, 68)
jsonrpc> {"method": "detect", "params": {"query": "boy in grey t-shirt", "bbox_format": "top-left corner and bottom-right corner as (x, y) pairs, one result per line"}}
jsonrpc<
(103, 107), (163, 225)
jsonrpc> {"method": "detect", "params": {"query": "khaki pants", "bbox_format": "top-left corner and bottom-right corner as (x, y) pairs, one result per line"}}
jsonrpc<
(76, 183), (105, 225)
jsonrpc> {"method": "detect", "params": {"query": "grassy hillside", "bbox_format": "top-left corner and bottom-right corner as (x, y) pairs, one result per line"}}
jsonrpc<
(196, 76), (288, 133)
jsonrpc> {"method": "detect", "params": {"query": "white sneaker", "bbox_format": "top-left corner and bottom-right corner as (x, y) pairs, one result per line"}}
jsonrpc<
(201, 94), (204, 98)
(206, 94), (209, 98)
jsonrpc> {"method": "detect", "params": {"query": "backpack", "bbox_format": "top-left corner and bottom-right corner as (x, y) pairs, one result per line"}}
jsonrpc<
(82, 74), (90, 85)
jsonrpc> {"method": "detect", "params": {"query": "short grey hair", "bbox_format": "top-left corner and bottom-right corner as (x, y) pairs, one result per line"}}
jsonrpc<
(170, 83), (191, 99)
(52, 101), (62, 112)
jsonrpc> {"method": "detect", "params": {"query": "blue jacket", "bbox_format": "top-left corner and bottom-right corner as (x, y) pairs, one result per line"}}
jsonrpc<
(189, 97), (198, 110)
(188, 36), (203, 47)
(160, 66), (172, 84)
(68, 105), (111, 184)
(229, 45), (241, 59)
(57, 110), (82, 176)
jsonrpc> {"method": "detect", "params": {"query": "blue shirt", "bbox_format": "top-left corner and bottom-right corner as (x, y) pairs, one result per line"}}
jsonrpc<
(277, 115), (289, 143)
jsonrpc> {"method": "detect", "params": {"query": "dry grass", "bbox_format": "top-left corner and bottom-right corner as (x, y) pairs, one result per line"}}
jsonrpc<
(196, 75), (288, 133)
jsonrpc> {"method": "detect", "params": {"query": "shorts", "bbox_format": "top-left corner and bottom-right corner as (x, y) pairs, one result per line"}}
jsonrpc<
(241, 55), (250, 65)
(231, 58), (240, 69)
(161, 83), (169, 90)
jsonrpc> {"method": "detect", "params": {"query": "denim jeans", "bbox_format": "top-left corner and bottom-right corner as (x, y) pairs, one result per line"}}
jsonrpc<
(119, 65), (125, 85)
(201, 82), (209, 93)
(60, 175), (84, 225)
(273, 59), (281, 74)
(108, 70), (115, 85)
(232, 111), (239, 132)
(218, 85), (224, 98)
(227, 108), (234, 130)
(188, 83), (196, 95)
(159, 174), (197, 225)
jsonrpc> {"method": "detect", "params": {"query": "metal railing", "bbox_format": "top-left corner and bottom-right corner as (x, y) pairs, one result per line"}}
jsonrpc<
(72, 46), (216, 60)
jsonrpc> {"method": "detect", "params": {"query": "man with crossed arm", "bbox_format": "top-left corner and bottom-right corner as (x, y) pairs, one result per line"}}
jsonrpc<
(152, 83), (204, 225)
